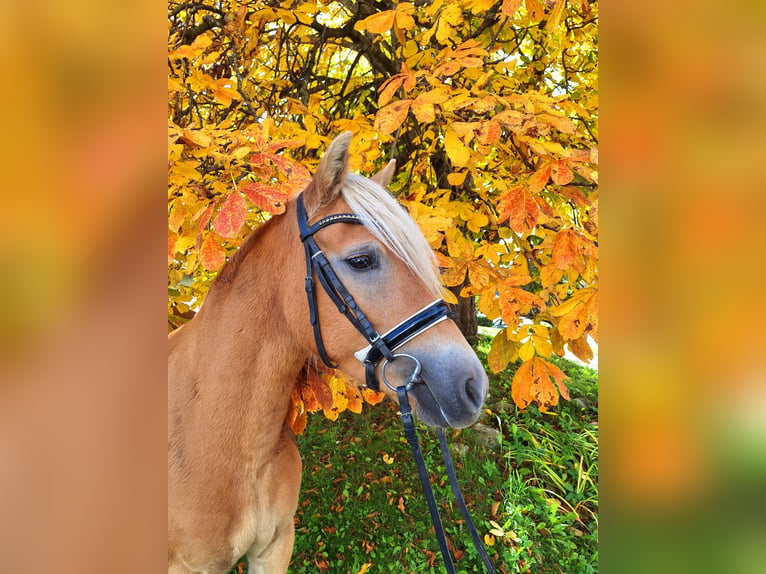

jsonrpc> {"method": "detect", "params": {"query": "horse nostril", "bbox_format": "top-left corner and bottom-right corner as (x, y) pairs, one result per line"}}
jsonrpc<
(464, 377), (484, 410)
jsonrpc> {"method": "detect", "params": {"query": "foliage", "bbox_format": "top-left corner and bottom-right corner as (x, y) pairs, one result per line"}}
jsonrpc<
(168, 0), (599, 421)
(229, 344), (598, 572)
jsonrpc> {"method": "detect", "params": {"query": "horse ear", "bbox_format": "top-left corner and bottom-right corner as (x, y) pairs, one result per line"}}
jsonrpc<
(370, 159), (396, 188)
(303, 131), (352, 217)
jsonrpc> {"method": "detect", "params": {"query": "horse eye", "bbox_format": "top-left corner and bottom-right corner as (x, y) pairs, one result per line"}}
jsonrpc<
(346, 254), (376, 270)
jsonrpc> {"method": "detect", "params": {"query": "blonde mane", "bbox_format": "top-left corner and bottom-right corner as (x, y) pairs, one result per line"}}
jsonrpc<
(341, 173), (442, 298)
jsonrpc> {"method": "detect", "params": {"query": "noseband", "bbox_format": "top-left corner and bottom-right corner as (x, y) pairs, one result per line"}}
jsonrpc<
(296, 192), (497, 573)
(296, 193), (449, 391)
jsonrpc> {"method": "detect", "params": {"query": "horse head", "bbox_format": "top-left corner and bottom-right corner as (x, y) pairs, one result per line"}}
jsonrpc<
(291, 132), (488, 428)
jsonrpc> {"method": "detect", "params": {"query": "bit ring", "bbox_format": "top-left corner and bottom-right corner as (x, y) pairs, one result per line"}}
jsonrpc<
(381, 353), (422, 392)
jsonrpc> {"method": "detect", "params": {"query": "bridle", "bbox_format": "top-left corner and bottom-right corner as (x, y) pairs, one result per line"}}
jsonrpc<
(297, 192), (498, 573)
(297, 193), (449, 392)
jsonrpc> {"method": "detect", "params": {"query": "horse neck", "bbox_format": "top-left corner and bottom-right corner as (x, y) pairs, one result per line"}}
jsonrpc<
(173, 209), (307, 446)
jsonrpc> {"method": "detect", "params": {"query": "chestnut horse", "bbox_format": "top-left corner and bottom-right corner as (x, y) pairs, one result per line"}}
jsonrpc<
(168, 132), (489, 573)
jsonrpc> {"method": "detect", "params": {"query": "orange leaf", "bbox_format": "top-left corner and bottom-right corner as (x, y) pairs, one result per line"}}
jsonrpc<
(362, 388), (385, 405)
(511, 357), (570, 411)
(168, 233), (177, 265)
(525, 0), (545, 23)
(528, 163), (551, 192)
(307, 369), (334, 411)
(241, 182), (288, 214)
(497, 185), (542, 233)
(378, 76), (405, 107)
(551, 229), (580, 271)
(501, 0), (522, 16)
(478, 119), (502, 145)
(213, 192), (247, 238)
(287, 390), (308, 434)
(550, 160), (574, 185)
(374, 100), (412, 135)
(511, 359), (535, 410)
(567, 335), (594, 364)
(355, 10), (396, 34)
(200, 234), (225, 270)
(301, 381), (321, 413)
(536, 357), (570, 401)
(345, 381), (363, 414)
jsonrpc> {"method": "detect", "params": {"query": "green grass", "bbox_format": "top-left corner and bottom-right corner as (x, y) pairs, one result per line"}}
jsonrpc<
(234, 334), (598, 573)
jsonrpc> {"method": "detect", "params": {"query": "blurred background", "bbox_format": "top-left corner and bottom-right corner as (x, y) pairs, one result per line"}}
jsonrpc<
(0, 0), (763, 572)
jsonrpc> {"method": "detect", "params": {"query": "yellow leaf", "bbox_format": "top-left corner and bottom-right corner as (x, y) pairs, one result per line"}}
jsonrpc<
(382, 453), (394, 464)
(441, 287), (458, 305)
(518, 340), (535, 362)
(447, 171), (467, 186)
(444, 127), (471, 167)
(487, 330), (516, 373)
(546, 0), (567, 32)
(484, 533), (496, 546)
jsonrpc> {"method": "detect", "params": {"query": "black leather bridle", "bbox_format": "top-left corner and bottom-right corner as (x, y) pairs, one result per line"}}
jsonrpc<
(297, 193), (449, 392)
(296, 192), (497, 573)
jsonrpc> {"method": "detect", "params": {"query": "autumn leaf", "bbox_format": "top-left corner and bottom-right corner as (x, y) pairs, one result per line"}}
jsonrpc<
(241, 182), (288, 214)
(345, 380), (363, 414)
(354, 10), (396, 34)
(497, 185), (544, 233)
(546, 0), (567, 32)
(528, 163), (552, 192)
(525, 0), (545, 24)
(501, 0), (522, 16)
(211, 79), (240, 106)
(168, 233), (177, 265)
(213, 192), (247, 238)
(361, 387), (385, 405)
(550, 160), (574, 185)
(199, 233), (225, 270)
(444, 126), (471, 167)
(374, 100), (412, 135)
(511, 356), (570, 411)
(287, 389), (307, 434)
(487, 329), (517, 373)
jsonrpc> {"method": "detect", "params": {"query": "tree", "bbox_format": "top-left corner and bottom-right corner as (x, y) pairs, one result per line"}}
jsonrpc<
(168, 0), (598, 425)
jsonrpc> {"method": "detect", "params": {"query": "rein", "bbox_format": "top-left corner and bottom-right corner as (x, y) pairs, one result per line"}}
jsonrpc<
(297, 193), (498, 573)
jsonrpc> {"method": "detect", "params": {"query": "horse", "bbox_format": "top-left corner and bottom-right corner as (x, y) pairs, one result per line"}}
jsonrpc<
(168, 132), (489, 573)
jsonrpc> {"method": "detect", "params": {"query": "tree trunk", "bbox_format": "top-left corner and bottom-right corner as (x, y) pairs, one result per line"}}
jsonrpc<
(448, 284), (478, 346)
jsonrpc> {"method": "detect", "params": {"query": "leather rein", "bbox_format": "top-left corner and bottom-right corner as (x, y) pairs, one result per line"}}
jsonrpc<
(297, 193), (497, 573)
